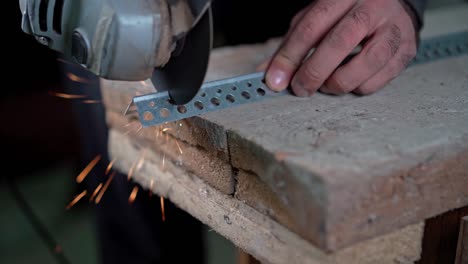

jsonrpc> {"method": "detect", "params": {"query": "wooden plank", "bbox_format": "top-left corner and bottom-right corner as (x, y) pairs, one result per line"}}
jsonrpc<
(108, 129), (424, 264)
(100, 4), (468, 251)
(456, 216), (468, 264)
(418, 207), (468, 263)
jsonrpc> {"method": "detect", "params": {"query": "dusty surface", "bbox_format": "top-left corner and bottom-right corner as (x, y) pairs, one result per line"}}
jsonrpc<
(109, 129), (424, 264)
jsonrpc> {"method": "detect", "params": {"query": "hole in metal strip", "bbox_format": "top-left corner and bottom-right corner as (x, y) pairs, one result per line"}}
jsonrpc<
(257, 88), (266, 96)
(232, 86), (237, 91)
(200, 93), (206, 97)
(177, 105), (187, 114)
(211, 98), (221, 106)
(217, 89), (222, 94)
(143, 111), (154, 121)
(242, 91), (251, 99)
(160, 108), (170, 118)
(226, 95), (235, 103)
(194, 101), (204, 110)
(247, 82), (252, 87)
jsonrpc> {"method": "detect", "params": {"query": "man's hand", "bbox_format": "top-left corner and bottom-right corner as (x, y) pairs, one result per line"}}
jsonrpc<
(265, 0), (418, 96)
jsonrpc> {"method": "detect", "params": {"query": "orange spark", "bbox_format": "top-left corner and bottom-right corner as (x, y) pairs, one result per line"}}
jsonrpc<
(123, 100), (132, 116)
(136, 150), (147, 171)
(175, 140), (183, 155)
(89, 183), (103, 202)
(127, 160), (137, 180)
(136, 125), (143, 134)
(67, 72), (89, 83)
(106, 158), (117, 175)
(66, 190), (87, 210)
(95, 172), (116, 204)
(49, 91), (87, 99)
(76, 155), (102, 183)
(160, 196), (166, 222)
(83, 100), (101, 104)
(149, 180), (154, 197)
(129, 186), (139, 203)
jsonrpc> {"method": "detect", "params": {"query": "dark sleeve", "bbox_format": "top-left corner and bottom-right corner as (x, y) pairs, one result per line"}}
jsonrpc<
(402, 0), (428, 31)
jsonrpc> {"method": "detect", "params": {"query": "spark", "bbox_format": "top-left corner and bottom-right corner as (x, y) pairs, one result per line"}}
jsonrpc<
(82, 100), (101, 104)
(95, 172), (116, 204)
(49, 91), (87, 99)
(123, 100), (133, 116)
(175, 140), (183, 154)
(149, 180), (155, 197)
(160, 196), (166, 222)
(67, 72), (89, 83)
(136, 150), (147, 171)
(140, 81), (148, 87)
(162, 152), (166, 170)
(136, 125), (143, 134)
(66, 190), (87, 210)
(124, 121), (137, 128)
(127, 160), (137, 180)
(76, 155), (102, 183)
(106, 158), (116, 175)
(128, 186), (139, 203)
(89, 183), (103, 202)
(162, 128), (172, 133)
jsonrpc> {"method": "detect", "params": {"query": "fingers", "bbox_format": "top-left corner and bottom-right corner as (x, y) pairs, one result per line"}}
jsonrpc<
(321, 24), (402, 95)
(265, 0), (355, 91)
(354, 44), (417, 95)
(291, 5), (373, 96)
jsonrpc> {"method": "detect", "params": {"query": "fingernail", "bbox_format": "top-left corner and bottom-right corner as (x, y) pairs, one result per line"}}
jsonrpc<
(266, 69), (288, 90)
(292, 78), (310, 97)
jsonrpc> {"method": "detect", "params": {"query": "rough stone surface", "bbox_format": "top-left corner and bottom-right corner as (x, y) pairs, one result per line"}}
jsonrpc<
(109, 129), (424, 264)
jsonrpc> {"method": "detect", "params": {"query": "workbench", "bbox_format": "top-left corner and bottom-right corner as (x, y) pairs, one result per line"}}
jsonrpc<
(101, 4), (468, 264)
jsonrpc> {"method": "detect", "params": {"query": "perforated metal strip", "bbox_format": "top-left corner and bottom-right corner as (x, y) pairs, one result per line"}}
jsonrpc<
(134, 31), (468, 127)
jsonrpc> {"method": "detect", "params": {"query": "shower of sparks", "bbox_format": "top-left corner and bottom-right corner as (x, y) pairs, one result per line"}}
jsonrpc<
(106, 158), (117, 175)
(49, 91), (87, 99)
(89, 183), (103, 202)
(160, 197), (166, 222)
(95, 172), (116, 204)
(128, 186), (139, 204)
(65, 190), (87, 210)
(76, 155), (102, 183)
(175, 140), (183, 155)
(83, 100), (101, 104)
(67, 72), (89, 83)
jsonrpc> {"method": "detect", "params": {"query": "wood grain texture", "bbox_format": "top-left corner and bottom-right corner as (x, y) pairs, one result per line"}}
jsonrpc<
(109, 129), (424, 264)
(456, 216), (468, 264)
(418, 206), (468, 264)
(100, 4), (468, 251)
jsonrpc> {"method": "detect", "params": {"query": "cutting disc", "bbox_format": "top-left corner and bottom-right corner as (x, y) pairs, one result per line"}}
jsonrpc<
(151, 6), (213, 105)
